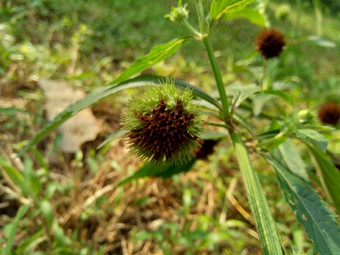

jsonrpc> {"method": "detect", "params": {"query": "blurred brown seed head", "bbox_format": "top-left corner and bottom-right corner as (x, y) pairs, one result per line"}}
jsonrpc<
(256, 28), (285, 59)
(318, 102), (340, 126)
(195, 139), (220, 160)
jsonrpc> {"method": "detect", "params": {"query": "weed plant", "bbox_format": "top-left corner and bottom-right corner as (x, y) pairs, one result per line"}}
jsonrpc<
(1, 0), (340, 254)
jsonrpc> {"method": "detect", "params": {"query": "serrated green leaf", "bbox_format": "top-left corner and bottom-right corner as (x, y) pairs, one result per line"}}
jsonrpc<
(294, 129), (328, 153)
(231, 132), (283, 255)
(307, 145), (340, 213)
(224, 7), (266, 26)
(19, 74), (220, 155)
(266, 155), (340, 255)
(119, 159), (196, 186)
(272, 139), (309, 181)
(112, 38), (190, 84)
(2, 204), (29, 255)
(258, 89), (295, 106)
(210, 0), (254, 27)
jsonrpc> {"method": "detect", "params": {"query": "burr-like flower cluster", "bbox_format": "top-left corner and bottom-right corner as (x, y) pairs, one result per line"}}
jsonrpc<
(123, 81), (203, 164)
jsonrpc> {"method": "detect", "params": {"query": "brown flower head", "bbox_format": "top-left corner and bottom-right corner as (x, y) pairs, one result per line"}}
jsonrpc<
(123, 82), (203, 164)
(195, 139), (220, 160)
(256, 28), (285, 59)
(318, 102), (340, 126)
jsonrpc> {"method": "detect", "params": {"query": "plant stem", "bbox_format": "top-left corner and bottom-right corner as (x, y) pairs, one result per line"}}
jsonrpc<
(202, 37), (230, 120)
(195, 0), (206, 35)
(182, 19), (200, 37)
(230, 131), (283, 254)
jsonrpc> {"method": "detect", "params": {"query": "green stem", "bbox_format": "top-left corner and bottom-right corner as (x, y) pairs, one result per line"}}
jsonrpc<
(230, 131), (283, 254)
(183, 19), (200, 37)
(195, 0), (206, 35)
(202, 37), (230, 120)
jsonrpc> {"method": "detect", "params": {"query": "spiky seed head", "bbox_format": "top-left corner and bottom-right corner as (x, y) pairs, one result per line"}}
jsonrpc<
(318, 102), (340, 126)
(256, 28), (285, 59)
(123, 81), (203, 164)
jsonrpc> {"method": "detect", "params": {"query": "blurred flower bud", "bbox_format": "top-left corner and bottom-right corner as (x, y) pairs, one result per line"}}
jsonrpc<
(256, 28), (285, 59)
(298, 109), (314, 124)
(318, 102), (340, 126)
(165, 0), (189, 23)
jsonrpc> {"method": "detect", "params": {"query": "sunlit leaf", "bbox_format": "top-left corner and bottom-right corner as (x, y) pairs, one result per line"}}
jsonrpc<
(111, 37), (191, 84)
(224, 7), (266, 26)
(210, 0), (254, 27)
(266, 155), (340, 255)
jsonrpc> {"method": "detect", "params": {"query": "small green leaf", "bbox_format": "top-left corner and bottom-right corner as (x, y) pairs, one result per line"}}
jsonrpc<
(294, 129), (328, 153)
(19, 74), (220, 155)
(23, 158), (41, 196)
(210, 0), (255, 26)
(307, 145), (340, 212)
(224, 7), (266, 26)
(258, 89), (295, 106)
(112, 38), (191, 84)
(266, 155), (340, 255)
(0, 158), (31, 196)
(199, 231), (232, 248)
(39, 200), (54, 231)
(231, 132), (283, 255)
(2, 204), (29, 255)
